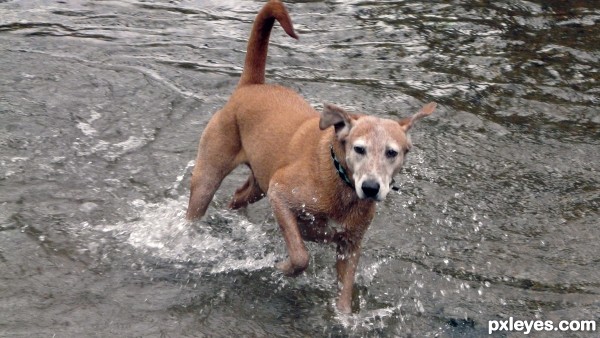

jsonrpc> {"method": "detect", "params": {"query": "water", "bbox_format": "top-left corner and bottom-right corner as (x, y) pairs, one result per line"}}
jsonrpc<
(1, 0), (599, 336)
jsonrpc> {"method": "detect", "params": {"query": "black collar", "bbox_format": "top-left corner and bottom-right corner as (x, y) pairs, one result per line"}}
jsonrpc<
(330, 144), (354, 189)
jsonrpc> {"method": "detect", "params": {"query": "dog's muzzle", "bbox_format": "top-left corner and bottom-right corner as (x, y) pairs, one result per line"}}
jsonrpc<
(361, 179), (380, 199)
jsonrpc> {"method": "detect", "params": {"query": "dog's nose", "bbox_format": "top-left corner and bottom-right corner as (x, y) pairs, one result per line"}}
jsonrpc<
(361, 180), (380, 198)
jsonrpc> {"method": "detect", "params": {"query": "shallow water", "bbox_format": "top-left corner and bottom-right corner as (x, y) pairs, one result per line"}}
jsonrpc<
(1, 0), (599, 337)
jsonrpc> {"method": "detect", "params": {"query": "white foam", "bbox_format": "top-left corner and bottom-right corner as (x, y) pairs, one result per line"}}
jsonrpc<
(102, 196), (277, 275)
(76, 121), (97, 136)
(334, 303), (401, 332)
(113, 136), (147, 152)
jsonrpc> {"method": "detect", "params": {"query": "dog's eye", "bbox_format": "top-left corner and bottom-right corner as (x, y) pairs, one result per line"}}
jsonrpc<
(353, 145), (366, 155)
(404, 148), (410, 155)
(385, 149), (399, 159)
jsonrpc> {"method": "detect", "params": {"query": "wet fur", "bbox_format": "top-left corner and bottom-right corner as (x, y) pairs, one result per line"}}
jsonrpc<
(186, 0), (435, 313)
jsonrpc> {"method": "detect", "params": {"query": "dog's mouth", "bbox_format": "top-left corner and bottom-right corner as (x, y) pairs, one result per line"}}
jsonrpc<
(355, 184), (387, 202)
(356, 193), (385, 202)
(364, 195), (383, 202)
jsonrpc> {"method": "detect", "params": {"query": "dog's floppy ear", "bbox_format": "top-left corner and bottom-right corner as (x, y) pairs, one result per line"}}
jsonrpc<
(319, 103), (354, 139)
(399, 102), (436, 132)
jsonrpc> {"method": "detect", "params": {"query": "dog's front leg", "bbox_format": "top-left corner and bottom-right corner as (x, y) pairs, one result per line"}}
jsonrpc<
(269, 189), (309, 276)
(335, 232), (363, 314)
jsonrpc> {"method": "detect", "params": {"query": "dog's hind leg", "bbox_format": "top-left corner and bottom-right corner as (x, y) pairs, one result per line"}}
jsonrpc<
(228, 172), (265, 210)
(186, 112), (243, 220)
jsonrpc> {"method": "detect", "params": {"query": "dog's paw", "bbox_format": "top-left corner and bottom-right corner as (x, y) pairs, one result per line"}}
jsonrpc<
(275, 260), (294, 276)
(336, 298), (353, 314)
(275, 259), (306, 277)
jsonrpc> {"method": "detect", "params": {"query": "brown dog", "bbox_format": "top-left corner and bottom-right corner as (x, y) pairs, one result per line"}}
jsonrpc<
(186, 0), (436, 313)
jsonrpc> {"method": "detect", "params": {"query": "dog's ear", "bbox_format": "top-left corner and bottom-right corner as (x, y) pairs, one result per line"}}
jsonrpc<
(398, 102), (436, 132)
(319, 103), (354, 139)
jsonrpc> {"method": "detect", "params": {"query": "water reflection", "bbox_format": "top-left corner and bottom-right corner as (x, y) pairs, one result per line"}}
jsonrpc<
(0, 0), (598, 336)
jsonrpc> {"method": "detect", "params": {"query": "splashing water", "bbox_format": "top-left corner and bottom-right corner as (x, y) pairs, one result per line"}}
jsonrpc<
(102, 197), (279, 276)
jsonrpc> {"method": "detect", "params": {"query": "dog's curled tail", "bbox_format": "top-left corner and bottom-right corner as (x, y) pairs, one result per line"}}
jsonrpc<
(238, 0), (298, 87)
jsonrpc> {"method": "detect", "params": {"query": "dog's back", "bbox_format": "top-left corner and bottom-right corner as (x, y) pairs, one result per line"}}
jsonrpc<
(229, 85), (318, 190)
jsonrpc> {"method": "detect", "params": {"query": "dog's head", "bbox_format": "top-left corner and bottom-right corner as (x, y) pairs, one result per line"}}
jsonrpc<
(319, 102), (436, 201)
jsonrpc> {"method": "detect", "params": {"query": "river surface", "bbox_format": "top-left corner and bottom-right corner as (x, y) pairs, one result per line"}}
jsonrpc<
(1, 0), (599, 337)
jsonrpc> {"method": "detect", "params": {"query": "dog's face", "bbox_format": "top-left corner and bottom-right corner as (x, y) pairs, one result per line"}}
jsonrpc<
(344, 116), (409, 200)
(320, 102), (436, 201)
